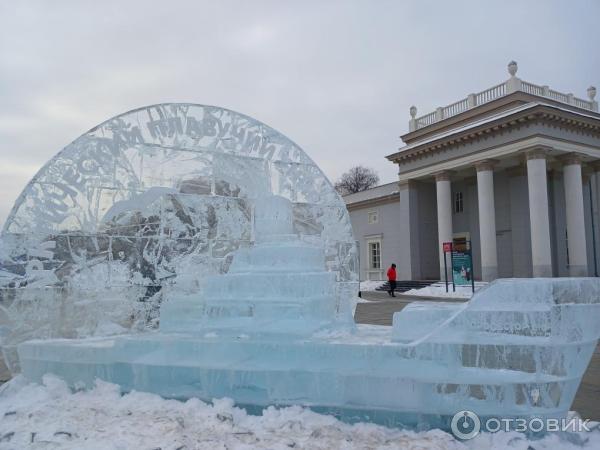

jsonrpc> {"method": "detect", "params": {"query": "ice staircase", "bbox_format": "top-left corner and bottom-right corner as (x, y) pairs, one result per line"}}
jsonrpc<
(160, 195), (341, 337)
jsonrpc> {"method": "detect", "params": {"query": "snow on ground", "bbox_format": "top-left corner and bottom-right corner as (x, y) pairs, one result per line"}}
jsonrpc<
(404, 282), (488, 299)
(1, 375), (599, 450)
(359, 280), (386, 291)
(358, 280), (487, 298)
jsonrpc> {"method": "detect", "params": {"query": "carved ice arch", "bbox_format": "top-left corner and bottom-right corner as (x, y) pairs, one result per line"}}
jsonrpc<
(0, 104), (358, 367)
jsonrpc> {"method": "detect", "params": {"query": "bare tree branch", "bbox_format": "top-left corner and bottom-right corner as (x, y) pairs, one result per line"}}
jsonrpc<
(334, 166), (379, 195)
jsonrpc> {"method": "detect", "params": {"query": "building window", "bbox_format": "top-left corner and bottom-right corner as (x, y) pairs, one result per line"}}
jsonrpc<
(368, 241), (381, 269)
(368, 211), (378, 224)
(454, 192), (464, 213)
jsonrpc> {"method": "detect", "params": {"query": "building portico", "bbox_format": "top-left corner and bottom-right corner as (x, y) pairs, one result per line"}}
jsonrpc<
(381, 62), (600, 281)
(390, 146), (599, 281)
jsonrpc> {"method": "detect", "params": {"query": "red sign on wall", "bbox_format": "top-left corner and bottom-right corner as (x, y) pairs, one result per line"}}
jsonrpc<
(443, 242), (453, 253)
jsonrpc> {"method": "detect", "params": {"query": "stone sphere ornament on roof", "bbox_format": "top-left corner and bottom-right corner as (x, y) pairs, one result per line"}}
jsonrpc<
(0, 103), (358, 371)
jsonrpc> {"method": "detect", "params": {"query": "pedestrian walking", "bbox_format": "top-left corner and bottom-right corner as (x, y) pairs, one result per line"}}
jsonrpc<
(387, 263), (397, 297)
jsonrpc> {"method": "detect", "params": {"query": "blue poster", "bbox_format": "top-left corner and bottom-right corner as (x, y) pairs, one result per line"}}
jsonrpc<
(452, 251), (472, 286)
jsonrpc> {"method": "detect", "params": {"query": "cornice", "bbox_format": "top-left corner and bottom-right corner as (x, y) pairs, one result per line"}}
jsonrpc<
(387, 105), (600, 166)
(345, 193), (400, 211)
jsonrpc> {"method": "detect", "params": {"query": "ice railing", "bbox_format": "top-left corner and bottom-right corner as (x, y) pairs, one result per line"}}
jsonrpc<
(391, 278), (600, 413)
(0, 285), (154, 373)
(393, 278), (600, 374)
(394, 278), (600, 342)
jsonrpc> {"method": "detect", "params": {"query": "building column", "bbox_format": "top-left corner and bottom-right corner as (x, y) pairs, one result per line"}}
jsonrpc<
(526, 149), (553, 277)
(592, 162), (600, 276)
(397, 180), (421, 280)
(561, 153), (588, 276)
(435, 171), (453, 280)
(476, 160), (498, 281)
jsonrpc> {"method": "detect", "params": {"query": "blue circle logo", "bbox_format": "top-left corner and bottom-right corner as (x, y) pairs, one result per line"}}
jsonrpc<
(451, 410), (481, 440)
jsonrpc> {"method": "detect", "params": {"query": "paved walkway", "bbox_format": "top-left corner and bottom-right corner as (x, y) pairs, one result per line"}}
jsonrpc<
(355, 291), (464, 325)
(355, 291), (600, 421)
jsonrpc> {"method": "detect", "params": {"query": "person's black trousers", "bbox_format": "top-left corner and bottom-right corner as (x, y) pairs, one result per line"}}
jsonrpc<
(389, 280), (397, 296)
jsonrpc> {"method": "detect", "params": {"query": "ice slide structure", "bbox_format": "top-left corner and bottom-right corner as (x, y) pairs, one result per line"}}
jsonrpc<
(2, 104), (600, 431)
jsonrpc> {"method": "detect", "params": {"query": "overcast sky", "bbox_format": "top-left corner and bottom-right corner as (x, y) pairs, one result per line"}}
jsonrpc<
(1, 0), (599, 228)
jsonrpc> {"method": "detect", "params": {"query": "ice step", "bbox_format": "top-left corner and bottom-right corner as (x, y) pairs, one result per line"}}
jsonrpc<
(204, 272), (336, 298)
(160, 296), (337, 333)
(394, 308), (554, 338)
(229, 244), (325, 273)
(19, 334), (589, 384)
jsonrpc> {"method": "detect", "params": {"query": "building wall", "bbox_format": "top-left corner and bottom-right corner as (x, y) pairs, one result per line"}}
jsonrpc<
(347, 198), (402, 281)
(508, 172), (533, 277)
(588, 174), (600, 277)
(347, 171), (600, 281)
(494, 172), (514, 277)
(450, 168), (581, 279)
(419, 168), (571, 280)
(416, 182), (439, 279)
(583, 178), (596, 276)
(397, 182), (421, 280)
(549, 171), (568, 276)
(450, 178), (480, 277)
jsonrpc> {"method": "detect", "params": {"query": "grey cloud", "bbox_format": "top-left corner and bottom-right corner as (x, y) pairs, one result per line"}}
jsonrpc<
(1, 0), (599, 227)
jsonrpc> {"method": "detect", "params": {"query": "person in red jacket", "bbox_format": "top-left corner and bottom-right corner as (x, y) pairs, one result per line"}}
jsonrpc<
(387, 263), (397, 297)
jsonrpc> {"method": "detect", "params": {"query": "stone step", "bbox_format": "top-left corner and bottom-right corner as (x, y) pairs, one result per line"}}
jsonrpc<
(374, 280), (437, 293)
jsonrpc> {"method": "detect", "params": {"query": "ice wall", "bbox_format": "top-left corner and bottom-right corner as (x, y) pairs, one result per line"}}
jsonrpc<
(0, 104), (358, 374)
(16, 277), (600, 428)
(391, 278), (600, 417)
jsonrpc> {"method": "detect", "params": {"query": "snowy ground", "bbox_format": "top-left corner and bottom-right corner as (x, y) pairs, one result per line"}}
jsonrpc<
(1, 375), (598, 450)
(358, 280), (487, 298)
(358, 280), (386, 291)
(403, 282), (488, 299)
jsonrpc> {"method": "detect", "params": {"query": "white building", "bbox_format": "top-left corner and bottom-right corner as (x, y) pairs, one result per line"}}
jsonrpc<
(345, 62), (600, 282)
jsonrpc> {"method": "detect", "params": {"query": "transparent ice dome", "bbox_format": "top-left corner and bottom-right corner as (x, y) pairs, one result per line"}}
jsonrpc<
(0, 104), (358, 370)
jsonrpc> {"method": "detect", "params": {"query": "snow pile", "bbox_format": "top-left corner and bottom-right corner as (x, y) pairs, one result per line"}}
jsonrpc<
(404, 282), (488, 299)
(359, 280), (386, 291)
(1, 375), (599, 450)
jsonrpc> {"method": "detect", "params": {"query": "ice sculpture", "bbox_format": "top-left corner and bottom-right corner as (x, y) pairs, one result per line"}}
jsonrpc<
(160, 195), (343, 336)
(16, 195), (600, 430)
(4, 103), (600, 431)
(0, 104), (358, 373)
